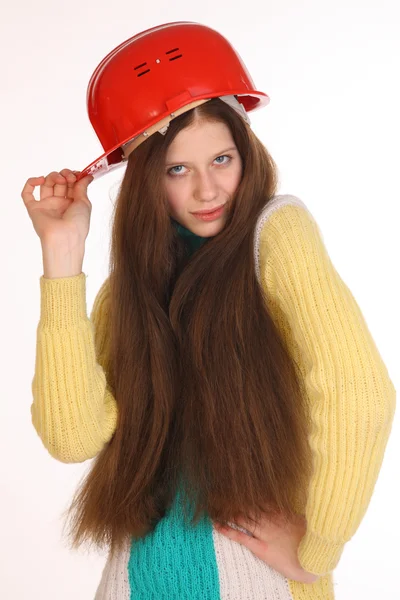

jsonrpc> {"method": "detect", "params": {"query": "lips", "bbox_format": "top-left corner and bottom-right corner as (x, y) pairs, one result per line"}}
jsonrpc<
(191, 204), (225, 215)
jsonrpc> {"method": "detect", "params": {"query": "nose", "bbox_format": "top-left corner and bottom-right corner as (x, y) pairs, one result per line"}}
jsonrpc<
(194, 170), (219, 203)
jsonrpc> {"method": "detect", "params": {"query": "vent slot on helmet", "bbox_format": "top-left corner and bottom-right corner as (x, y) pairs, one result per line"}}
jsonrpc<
(134, 48), (183, 77)
(166, 47), (183, 61)
(134, 61), (150, 77)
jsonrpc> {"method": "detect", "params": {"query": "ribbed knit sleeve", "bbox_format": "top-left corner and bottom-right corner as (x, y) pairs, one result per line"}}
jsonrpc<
(31, 272), (118, 463)
(257, 201), (396, 577)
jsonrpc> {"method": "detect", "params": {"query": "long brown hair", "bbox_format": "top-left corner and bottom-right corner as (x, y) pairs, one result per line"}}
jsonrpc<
(65, 98), (313, 555)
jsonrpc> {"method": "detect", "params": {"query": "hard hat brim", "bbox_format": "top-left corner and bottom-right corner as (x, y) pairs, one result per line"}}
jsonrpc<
(76, 92), (269, 182)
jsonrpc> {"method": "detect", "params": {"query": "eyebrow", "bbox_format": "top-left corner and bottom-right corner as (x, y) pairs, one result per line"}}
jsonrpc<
(165, 146), (238, 167)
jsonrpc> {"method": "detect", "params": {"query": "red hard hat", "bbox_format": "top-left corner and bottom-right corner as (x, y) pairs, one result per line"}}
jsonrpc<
(77, 21), (270, 181)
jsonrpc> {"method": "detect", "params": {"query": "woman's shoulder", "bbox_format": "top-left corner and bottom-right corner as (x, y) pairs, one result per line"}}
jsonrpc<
(255, 194), (310, 237)
(253, 194), (325, 282)
(254, 192), (312, 247)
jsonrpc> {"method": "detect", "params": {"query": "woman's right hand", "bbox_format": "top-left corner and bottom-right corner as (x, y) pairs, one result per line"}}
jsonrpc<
(21, 168), (94, 246)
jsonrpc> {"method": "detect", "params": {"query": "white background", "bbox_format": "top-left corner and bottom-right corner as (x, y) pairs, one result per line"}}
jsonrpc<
(1, 1), (399, 598)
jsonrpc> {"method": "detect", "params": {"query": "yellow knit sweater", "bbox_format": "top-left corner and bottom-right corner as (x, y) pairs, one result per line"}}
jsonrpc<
(31, 195), (396, 599)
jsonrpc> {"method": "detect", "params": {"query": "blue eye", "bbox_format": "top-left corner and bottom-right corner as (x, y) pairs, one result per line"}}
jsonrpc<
(167, 155), (232, 177)
(169, 165), (184, 175)
(214, 155), (230, 164)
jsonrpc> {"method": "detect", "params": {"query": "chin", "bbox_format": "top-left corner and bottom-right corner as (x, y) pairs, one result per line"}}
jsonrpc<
(191, 219), (226, 237)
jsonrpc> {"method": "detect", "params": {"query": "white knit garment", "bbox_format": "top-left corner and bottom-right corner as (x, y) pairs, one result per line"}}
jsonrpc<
(212, 526), (294, 599)
(94, 526), (295, 599)
(94, 538), (131, 600)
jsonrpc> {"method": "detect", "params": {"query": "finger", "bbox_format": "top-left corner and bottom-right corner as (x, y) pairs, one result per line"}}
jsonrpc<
(53, 172), (68, 198)
(214, 524), (268, 558)
(21, 176), (45, 209)
(73, 174), (94, 199)
(59, 168), (77, 200)
(230, 515), (263, 539)
(40, 171), (66, 200)
(238, 511), (291, 538)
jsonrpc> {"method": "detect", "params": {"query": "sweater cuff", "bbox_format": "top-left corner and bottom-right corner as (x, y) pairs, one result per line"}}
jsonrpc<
(297, 530), (345, 576)
(39, 272), (88, 328)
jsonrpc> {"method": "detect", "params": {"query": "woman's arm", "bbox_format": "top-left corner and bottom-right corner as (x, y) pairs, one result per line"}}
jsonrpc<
(258, 199), (396, 576)
(31, 273), (118, 463)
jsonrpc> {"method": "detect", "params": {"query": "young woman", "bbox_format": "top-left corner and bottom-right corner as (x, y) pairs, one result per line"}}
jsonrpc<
(21, 21), (396, 600)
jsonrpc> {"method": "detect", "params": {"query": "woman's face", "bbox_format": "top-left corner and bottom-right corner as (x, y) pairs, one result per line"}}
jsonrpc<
(164, 118), (243, 237)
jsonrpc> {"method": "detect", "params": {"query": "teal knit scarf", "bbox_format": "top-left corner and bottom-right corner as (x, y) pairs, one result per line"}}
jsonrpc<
(172, 219), (210, 256)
